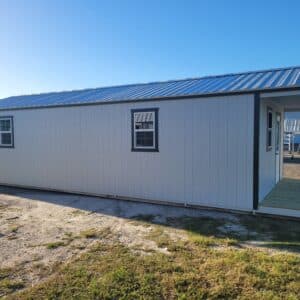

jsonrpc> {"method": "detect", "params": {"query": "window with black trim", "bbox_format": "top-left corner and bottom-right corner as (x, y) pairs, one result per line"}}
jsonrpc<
(131, 108), (158, 152)
(267, 108), (273, 151)
(0, 116), (14, 148)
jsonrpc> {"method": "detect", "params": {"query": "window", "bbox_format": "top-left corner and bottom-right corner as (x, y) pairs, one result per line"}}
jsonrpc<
(131, 108), (158, 151)
(0, 116), (14, 148)
(266, 108), (273, 151)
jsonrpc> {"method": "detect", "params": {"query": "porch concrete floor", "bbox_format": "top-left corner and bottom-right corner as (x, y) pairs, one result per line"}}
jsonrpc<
(261, 178), (300, 210)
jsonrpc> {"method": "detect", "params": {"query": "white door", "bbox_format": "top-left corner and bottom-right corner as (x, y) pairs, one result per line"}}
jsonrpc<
(275, 113), (281, 183)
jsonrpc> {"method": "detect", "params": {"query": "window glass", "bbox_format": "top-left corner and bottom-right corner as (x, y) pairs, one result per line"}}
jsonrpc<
(135, 121), (153, 130)
(0, 117), (13, 147)
(267, 109), (273, 151)
(0, 119), (11, 131)
(136, 132), (154, 147)
(268, 131), (272, 147)
(1, 133), (12, 145)
(268, 112), (273, 129)
(132, 109), (158, 151)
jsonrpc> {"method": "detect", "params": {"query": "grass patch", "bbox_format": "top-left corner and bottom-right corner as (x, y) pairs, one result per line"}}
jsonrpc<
(3, 214), (300, 299)
(32, 233), (79, 249)
(62, 232), (79, 244)
(130, 214), (157, 227)
(0, 268), (11, 280)
(147, 227), (173, 249)
(169, 215), (300, 252)
(71, 209), (86, 216)
(13, 239), (300, 300)
(176, 216), (239, 247)
(9, 225), (20, 233)
(79, 227), (112, 240)
(0, 268), (25, 297)
(80, 228), (98, 239)
(45, 241), (66, 249)
(238, 215), (300, 251)
(0, 279), (25, 297)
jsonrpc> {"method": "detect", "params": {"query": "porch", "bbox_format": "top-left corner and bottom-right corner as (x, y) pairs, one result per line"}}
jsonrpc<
(259, 154), (300, 217)
(259, 178), (300, 218)
(258, 90), (300, 218)
(259, 152), (300, 218)
(260, 178), (300, 209)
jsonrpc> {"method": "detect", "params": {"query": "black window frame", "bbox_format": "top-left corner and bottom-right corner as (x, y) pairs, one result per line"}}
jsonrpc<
(266, 107), (273, 152)
(0, 116), (14, 148)
(131, 108), (159, 152)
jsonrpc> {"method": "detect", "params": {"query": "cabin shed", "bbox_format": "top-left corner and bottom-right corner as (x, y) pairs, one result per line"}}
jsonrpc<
(1, 66), (300, 218)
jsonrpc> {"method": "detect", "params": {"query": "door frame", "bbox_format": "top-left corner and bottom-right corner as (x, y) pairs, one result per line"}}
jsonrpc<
(275, 112), (282, 183)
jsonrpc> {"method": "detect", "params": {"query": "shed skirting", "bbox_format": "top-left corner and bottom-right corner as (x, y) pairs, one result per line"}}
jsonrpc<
(0, 182), (251, 215)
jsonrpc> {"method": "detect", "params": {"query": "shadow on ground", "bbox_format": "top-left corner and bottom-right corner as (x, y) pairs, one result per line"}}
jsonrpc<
(284, 157), (300, 164)
(1, 185), (300, 253)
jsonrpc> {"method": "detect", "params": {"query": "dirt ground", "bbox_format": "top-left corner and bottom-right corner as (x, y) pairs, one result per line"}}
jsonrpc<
(283, 153), (300, 179)
(0, 186), (239, 290)
(283, 162), (300, 179)
(0, 186), (299, 297)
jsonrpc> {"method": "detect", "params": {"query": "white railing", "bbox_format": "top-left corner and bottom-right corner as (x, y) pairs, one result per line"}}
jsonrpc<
(284, 119), (300, 133)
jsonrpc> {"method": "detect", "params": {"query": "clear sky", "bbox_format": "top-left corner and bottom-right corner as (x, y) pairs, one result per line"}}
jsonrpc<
(0, 0), (300, 99)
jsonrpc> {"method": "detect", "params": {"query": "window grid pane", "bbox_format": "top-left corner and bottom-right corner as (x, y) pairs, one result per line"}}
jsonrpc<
(0, 119), (11, 131)
(136, 132), (154, 147)
(1, 133), (12, 145)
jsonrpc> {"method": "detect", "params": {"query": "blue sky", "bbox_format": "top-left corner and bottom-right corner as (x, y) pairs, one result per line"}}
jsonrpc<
(0, 0), (300, 99)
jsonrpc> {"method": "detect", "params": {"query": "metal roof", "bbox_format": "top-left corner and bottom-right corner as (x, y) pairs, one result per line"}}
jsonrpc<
(1, 66), (300, 110)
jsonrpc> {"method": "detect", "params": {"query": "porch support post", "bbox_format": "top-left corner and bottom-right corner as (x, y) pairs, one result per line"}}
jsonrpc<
(253, 93), (260, 210)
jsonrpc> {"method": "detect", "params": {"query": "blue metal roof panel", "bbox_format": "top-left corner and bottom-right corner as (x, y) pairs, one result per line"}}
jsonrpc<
(0, 66), (300, 110)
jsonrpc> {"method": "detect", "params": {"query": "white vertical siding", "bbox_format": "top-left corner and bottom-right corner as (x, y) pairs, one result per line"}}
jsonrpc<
(0, 94), (254, 211)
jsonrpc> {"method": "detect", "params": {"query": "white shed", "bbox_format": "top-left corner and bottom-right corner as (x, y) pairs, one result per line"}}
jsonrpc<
(1, 66), (300, 218)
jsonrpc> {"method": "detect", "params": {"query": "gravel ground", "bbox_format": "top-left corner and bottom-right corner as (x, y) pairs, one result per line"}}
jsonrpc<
(284, 162), (300, 179)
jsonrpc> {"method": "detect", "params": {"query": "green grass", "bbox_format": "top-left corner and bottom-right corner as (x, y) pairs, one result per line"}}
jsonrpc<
(0, 279), (25, 297)
(42, 233), (79, 249)
(11, 239), (300, 300)
(238, 215), (300, 251)
(4, 215), (300, 299)
(147, 227), (173, 249)
(0, 268), (11, 280)
(79, 228), (99, 239)
(166, 215), (300, 252)
(176, 216), (239, 247)
(45, 241), (66, 249)
(79, 227), (112, 239)
(0, 268), (25, 297)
